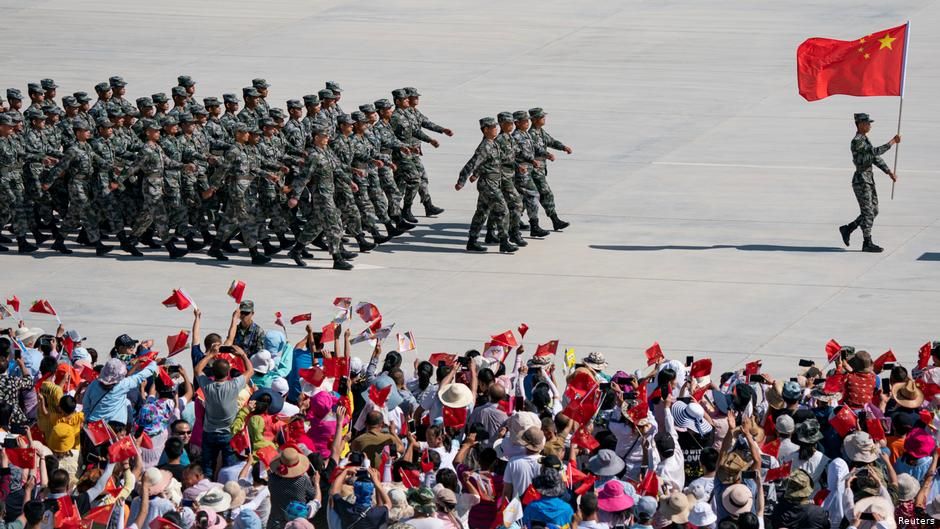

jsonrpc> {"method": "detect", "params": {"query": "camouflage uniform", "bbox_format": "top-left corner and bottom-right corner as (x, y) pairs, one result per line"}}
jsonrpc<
(372, 113), (405, 219)
(89, 133), (126, 233)
(126, 141), (185, 241)
(213, 141), (263, 249)
(458, 135), (508, 240)
(391, 98), (434, 214)
(252, 134), (292, 241)
(406, 103), (446, 206)
(352, 130), (391, 224)
(511, 127), (542, 223)
(159, 128), (196, 238)
(46, 139), (107, 243)
(178, 128), (213, 235)
(291, 144), (344, 254)
(329, 131), (365, 237)
(530, 122), (568, 217)
(0, 133), (30, 238)
(849, 131), (892, 239)
(494, 127), (524, 239)
(20, 120), (59, 227)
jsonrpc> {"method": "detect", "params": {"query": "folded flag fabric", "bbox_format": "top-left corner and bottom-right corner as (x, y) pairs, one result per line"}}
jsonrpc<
(645, 342), (664, 366)
(161, 289), (194, 311)
(290, 313), (312, 325)
(227, 280), (246, 304)
(29, 299), (57, 316)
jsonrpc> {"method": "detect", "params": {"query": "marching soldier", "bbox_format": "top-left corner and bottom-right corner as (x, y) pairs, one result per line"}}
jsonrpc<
(25, 84), (45, 115)
(220, 94), (241, 139)
(330, 114), (376, 254)
(493, 112), (527, 248)
(390, 89), (438, 224)
(252, 79), (271, 117)
(109, 76), (133, 114)
(237, 87), (264, 126)
(89, 83), (113, 122)
(40, 79), (59, 112)
(405, 87), (451, 217)
(839, 113), (900, 253)
(0, 114), (38, 253)
(529, 108), (571, 231)
(512, 110), (550, 237)
(372, 98), (413, 233)
(6, 89), (24, 123)
(89, 116), (138, 255)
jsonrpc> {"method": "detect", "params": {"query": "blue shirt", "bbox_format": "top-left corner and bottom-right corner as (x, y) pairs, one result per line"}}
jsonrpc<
(287, 347), (313, 402)
(895, 455), (933, 481)
(522, 497), (574, 529)
(83, 362), (158, 424)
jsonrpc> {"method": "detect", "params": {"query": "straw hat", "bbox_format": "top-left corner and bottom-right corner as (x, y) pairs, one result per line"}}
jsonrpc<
(270, 447), (311, 478)
(438, 383), (473, 408)
(721, 484), (753, 515)
(223, 481), (246, 509)
(892, 379), (925, 409)
(143, 468), (173, 495)
(854, 496), (897, 529)
(195, 486), (232, 513)
(897, 473), (919, 502)
(844, 431), (879, 463)
(658, 491), (691, 524)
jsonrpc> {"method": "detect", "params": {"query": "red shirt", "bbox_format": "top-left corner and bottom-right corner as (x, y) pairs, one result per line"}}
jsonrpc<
(843, 372), (876, 409)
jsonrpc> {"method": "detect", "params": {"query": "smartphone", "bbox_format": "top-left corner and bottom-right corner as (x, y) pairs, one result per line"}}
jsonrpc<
(167, 365), (182, 374)
(748, 374), (767, 384)
(881, 363), (895, 371)
(798, 359), (815, 367)
(789, 377), (798, 382)
(337, 376), (349, 396)
(348, 451), (365, 467)
(686, 356), (694, 367)
(457, 356), (470, 368)
(219, 345), (235, 353)
(882, 378), (891, 393)
(407, 419), (416, 433)
(2, 437), (17, 449)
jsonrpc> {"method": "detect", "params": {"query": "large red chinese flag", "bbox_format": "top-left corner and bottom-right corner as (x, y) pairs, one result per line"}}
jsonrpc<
(797, 23), (908, 101)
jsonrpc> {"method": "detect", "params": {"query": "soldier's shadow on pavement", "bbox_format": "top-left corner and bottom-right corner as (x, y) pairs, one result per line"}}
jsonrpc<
(590, 244), (848, 253)
(25, 248), (317, 269)
(374, 221), (481, 254)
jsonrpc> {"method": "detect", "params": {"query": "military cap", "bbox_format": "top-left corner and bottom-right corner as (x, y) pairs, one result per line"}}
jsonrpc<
(27, 83), (43, 94)
(191, 105), (208, 116)
(94, 82), (111, 93)
(358, 103), (376, 114)
(72, 118), (91, 130)
(95, 117), (114, 128)
(49, 108), (65, 117)
(479, 117), (498, 128)
(140, 118), (160, 131)
(350, 111), (368, 123)
(252, 78), (270, 89)
(160, 115), (178, 127)
(74, 91), (91, 103)
(512, 110), (530, 121)
(286, 99), (303, 110)
(374, 99), (393, 110)
(151, 92), (169, 104)
(222, 93), (240, 104)
(40, 79), (57, 90)
(177, 75), (195, 87)
(125, 108), (140, 118)
(247, 124), (261, 135)
(41, 101), (56, 111)
(317, 89), (335, 100)
(259, 117), (276, 128)
(63, 96), (79, 108)
(405, 87), (420, 97)
(178, 112), (195, 123)
(391, 89), (409, 100)
(325, 81), (342, 93)
(230, 122), (248, 134)
(106, 102), (125, 116)
(242, 87), (260, 98)
(528, 107), (546, 118)
(854, 113), (873, 123)
(302, 94), (319, 105)
(202, 97), (221, 107)
(336, 113), (354, 125)
(171, 86), (188, 98)
(0, 114), (14, 126)
(311, 123), (331, 136)
(9, 113), (23, 124)
(24, 108), (45, 121)
(7, 88), (23, 100)
(268, 108), (285, 120)
(497, 112), (514, 123)
(109, 76), (127, 87)
(135, 97), (154, 108)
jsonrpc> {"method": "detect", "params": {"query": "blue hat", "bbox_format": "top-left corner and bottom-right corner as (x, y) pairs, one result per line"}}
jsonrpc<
(360, 374), (403, 411)
(249, 388), (284, 415)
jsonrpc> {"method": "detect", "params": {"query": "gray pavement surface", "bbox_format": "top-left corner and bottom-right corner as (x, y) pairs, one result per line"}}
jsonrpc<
(2, 0), (939, 377)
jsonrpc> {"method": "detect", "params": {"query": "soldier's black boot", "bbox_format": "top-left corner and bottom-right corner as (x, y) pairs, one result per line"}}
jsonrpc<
(220, 238), (239, 253)
(0, 241), (8, 252)
(138, 229), (160, 248)
(862, 237), (884, 253)
(356, 234), (376, 253)
(332, 253), (353, 271)
(0, 232), (11, 244)
(207, 240), (229, 261)
(165, 238), (188, 259)
(511, 231), (528, 247)
(339, 243), (357, 261)
(519, 221), (529, 231)
(77, 228), (92, 247)
(530, 219), (550, 238)
(185, 234), (206, 252)
(311, 233), (329, 251)
(118, 233), (143, 257)
(249, 246), (271, 265)
(549, 214), (570, 231)
(16, 237), (37, 254)
(498, 237), (518, 254)
(95, 240), (113, 256)
(261, 238), (280, 256)
(839, 223), (857, 247)
(301, 246), (314, 258)
(384, 221), (404, 238)
(50, 237), (72, 255)
(31, 227), (49, 245)
(371, 226), (390, 244)
(402, 206), (418, 224)
(393, 216), (416, 231)
(201, 228), (216, 245)
(288, 243), (307, 267)
(423, 201), (444, 216)
(276, 232), (293, 250)
(466, 237), (487, 252)
(485, 230), (498, 244)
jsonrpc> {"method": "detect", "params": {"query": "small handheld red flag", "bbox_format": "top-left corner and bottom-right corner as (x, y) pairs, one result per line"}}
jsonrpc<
(28, 299), (57, 316)
(830, 406), (859, 437)
(442, 406), (468, 428)
(6, 447), (36, 469)
(797, 23), (909, 102)
(6, 296), (19, 313)
(765, 461), (793, 482)
(690, 359), (712, 378)
(535, 340), (558, 358)
(645, 342), (664, 366)
(230, 427), (251, 454)
(428, 353), (457, 367)
(227, 280), (246, 304)
(872, 350), (897, 373)
(919, 342), (933, 370)
(400, 468), (421, 488)
(166, 330), (190, 357)
(274, 311), (284, 328)
(256, 446), (278, 468)
(866, 417), (887, 442)
(322, 356), (349, 378)
(355, 302), (381, 323)
(62, 335), (75, 357)
(520, 484), (542, 506)
(85, 420), (112, 446)
(298, 366), (326, 386)
(636, 470), (659, 497)
(321, 322), (337, 343)
(161, 289), (194, 311)
(138, 432), (154, 450)
(290, 313), (312, 325)
(824, 374), (845, 395)
(491, 330), (518, 348)
(518, 323), (529, 338)
(571, 428), (600, 452)
(107, 436), (138, 463)
(744, 361), (761, 376)
(762, 438), (781, 458)
(826, 339), (842, 363)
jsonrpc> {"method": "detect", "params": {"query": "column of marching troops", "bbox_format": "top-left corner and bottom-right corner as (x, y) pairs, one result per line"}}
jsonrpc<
(0, 76), (573, 270)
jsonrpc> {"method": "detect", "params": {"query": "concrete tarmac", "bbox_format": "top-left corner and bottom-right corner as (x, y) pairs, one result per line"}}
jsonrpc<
(2, 0), (939, 377)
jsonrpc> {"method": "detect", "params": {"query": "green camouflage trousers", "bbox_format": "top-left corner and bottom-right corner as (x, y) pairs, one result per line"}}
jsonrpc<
(0, 174), (29, 237)
(469, 176), (508, 240)
(379, 166), (402, 219)
(334, 182), (363, 237)
(60, 179), (100, 243)
(217, 179), (260, 248)
(296, 187), (342, 254)
(366, 169), (391, 224)
(131, 176), (169, 240)
(514, 167), (541, 222)
(852, 172), (878, 238)
(530, 163), (557, 217)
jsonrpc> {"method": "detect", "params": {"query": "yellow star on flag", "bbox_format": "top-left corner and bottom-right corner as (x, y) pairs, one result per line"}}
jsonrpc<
(878, 34), (896, 50)
(864, 53), (870, 59)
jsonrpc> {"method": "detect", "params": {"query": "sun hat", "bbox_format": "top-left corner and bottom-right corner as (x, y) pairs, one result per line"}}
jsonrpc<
(361, 374), (404, 411)
(195, 486), (232, 513)
(14, 327), (44, 344)
(854, 496), (898, 529)
(271, 377), (290, 396)
(433, 484), (458, 509)
(143, 468), (173, 495)
(685, 483), (708, 502)
(519, 426), (546, 453)
(250, 350), (275, 374)
(387, 488), (414, 521)
(720, 484), (753, 515)
(249, 388), (285, 415)
(659, 491), (692, 524)
(533, 468), (567, 498)
(597, 480), (634, 512)
(844, 431), (879, 463)
(897, 473), (919, 502)
(671, 401), (713, 435)
(99, 358), (128, 385)
(587, 449), (625, 477)
(904, 428), (936, 459)
(688, 501), (718, 527)
(892, 379), (925, 409)
(810, 383), (842, 404)
(775, 414), (795, 435)
(196, 509), (227, 529)
(270, 447), (310, 478)
(635, 495), (658, 522)
(765, 381), (785, 410)
(222, 481), (246, 509)
(508, 411), (541, 445)
(716, 451), (749, 484)
(782, 381), (802, 401)
(784, 469), (814, 502)
(438, 382), (473, 408)
(794, 418), (823, 444)
(583, 352), (608, 370)
(407, 487), (436, 516)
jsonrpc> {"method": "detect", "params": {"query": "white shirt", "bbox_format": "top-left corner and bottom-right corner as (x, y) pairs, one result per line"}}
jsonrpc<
(503, 454), (541, 497)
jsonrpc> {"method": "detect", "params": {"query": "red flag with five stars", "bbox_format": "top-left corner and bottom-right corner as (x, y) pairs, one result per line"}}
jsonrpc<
(797, 23), (909, 101)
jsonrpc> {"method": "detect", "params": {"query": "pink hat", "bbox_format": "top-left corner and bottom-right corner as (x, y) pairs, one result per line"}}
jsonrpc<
(309, 391), (338, 421)
(597, 480), (635, 512)
(197, 509), (227, 529)
(905, 428), (936, 459)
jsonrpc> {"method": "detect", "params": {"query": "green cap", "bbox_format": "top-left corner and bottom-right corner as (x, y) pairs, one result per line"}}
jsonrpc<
(513, 110), (530, 121)
(72, 118), (91, 130)
(63, 96), (79, 108)
(252, 78), (270, 89)
(171, 86), (188, 98)
(109, 76), (127, 87)
(391, 89), (409, 100)
(336, 113), (354, 125)
(286, 99), (303, 110)
(94, 82), (111, 93)
(350, 111), (367, 123)
(317, 89), (335, 100)
(191, 105), (208, 116)
(232, 122), (249, 134)
(528, 107), (545, 118)
(358, 103), (376, 114)
(27, 83), (43, 94)
(203, 97), (221, 107)
(854, 113), (873, 123)
(222, 93), (239, 104)
(268, 108), (285, 120)
(106, 102), (125, 116)
(479, 117), (497, 128)
(325, 81), (342, 93)
(96, 117), (114, 128)
(242, 87), (261, 98)
(374, 99), (392, 110)
(24, 108), (45, 121)
(0, 114), (14, 126)
(136, 97), (154, 108)
(405, 87), (420, 97)
(151, 93), (169, 104)
(178, 112), (195, 123)
(7, 88), (23, 100)
(177, 75), (195, 87)
(259, 117), (276, 128)
(160, 115), (178, 127)
(40, 79), (57, 90)
(311, 123), (331, 136)
(302, 94), (320, 105)
(497, 112), (514, 123)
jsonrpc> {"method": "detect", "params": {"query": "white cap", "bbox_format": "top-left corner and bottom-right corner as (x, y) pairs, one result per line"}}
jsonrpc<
(271, 376), (289, 396)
